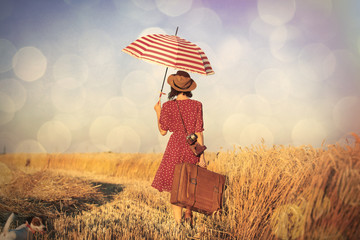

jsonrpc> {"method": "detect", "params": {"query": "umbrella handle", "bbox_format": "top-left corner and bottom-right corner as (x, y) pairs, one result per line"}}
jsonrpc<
(159, 92), (166, 98)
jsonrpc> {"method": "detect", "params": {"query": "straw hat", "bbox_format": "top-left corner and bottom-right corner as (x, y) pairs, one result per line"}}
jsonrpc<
(167, 70), (197, 92)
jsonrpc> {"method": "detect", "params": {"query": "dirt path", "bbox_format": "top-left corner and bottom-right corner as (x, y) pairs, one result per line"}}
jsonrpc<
(0, 169), (201, 239)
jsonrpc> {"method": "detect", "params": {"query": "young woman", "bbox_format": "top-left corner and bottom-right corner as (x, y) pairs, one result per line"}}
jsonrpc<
(152, 70), (206, 225)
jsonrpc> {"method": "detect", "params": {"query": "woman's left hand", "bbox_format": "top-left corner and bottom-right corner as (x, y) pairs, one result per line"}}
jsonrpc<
(198, 154), (206, 168)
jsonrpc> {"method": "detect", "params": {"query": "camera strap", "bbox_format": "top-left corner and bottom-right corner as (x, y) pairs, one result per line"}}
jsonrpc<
(176, 100), (206, 157)
(176, 100), (188, 135)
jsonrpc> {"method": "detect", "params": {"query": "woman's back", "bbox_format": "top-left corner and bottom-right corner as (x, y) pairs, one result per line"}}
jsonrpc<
(160, 99), (204, 135)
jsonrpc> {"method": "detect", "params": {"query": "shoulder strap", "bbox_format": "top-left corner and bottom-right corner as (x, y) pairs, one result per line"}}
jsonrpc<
(176, 101), (188, 135)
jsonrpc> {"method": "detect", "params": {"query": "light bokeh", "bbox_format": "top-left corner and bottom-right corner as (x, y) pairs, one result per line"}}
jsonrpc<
(333, 96), (360, 133)
(257, 0), (296, 26)
(89, 115), (121, 151)
(51, 84), (87, 113)
(255, 68), (290, 104)
(155, 0), (193, 17)
(292, 119), (327, 147)
(106, 125), (141, 153)
(270, 25), (304, 62)
(0, 0), (359, 153)
(12, 47), (47, 82)
(15, 139), (46, 153)
(53, 54), (89, 89)
(37, 120), (72, 152)
(240, 123), (274, 146)
(297, 43), (336, 82)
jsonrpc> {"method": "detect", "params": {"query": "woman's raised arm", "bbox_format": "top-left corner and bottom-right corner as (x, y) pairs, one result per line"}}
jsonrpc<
(154, 100), (167, 136)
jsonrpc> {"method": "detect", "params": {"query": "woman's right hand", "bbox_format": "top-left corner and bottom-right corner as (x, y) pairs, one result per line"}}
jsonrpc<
(154, 99), (161, 113)
(155, 99), (167, 136)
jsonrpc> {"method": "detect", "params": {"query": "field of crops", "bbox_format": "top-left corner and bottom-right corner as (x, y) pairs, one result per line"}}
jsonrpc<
(0, 133), (359, 239)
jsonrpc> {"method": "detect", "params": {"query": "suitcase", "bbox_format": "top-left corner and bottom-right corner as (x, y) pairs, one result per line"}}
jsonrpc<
(170, 162), (226, 215)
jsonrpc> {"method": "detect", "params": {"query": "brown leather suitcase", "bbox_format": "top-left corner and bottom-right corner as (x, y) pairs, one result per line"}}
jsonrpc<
(170, 162), (226, 215)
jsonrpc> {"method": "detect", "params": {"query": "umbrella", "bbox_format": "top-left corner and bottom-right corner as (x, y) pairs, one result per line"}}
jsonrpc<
(122, 28), (214, 97)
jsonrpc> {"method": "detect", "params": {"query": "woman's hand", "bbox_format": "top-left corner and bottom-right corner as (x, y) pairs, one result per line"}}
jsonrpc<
(154, 99), (161, 113)
(195, 132), (206, 168)
(198, 154), (206, 168)
(154, 98), (167, 136)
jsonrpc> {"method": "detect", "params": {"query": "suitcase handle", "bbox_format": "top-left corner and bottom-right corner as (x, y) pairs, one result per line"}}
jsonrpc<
(186, 164), (198, 206)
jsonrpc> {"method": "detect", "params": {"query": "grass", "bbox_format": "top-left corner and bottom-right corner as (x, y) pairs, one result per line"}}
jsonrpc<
(0, 133), (359, 239)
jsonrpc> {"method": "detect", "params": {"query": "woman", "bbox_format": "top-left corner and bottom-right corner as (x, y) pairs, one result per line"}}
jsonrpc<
(152, 70), (206, 225)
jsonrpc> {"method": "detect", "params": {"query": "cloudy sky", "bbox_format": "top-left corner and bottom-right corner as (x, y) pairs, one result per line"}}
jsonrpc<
(0, 0), (359, 153)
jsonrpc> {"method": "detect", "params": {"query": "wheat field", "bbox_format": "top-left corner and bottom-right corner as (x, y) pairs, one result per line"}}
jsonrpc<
(0, 133), (359, 239)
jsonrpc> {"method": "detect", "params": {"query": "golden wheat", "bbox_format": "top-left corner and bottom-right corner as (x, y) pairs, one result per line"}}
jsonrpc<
(0, 134), (359, 239)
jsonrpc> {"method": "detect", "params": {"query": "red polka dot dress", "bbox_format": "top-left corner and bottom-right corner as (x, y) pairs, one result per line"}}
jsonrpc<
(152, 99), (204, 192)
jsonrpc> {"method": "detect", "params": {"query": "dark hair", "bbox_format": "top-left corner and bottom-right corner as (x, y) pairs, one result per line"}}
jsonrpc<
(168, 87), (192, 100)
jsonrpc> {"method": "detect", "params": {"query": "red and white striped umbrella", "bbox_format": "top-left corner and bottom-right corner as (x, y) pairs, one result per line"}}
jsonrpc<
(122, 34), (214, 76)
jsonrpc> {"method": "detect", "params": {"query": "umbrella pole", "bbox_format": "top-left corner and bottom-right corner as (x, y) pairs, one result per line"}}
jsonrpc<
(159, 67), (168, 98)
(159, 26), (179, 99)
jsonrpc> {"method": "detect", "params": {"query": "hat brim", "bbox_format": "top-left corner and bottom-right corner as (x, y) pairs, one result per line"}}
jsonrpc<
(167, 75), (197, 92)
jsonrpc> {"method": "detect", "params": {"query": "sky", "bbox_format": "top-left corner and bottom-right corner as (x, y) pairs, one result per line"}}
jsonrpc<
(0, 0), (359, 153)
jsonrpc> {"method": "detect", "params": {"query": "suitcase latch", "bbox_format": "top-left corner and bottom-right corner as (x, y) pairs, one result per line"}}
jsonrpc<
(214, 186), (219, 193)
(190, 178), (197, 185)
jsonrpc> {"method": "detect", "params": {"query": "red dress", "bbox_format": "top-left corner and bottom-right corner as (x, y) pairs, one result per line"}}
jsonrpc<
(152, 99), (204, 192)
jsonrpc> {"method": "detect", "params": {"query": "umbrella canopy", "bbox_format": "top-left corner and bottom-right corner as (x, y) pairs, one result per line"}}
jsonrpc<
(122, 34), (214, 76)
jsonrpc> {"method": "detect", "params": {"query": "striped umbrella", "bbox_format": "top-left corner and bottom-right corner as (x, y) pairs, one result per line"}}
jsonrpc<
(122, 29), (214, 96)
